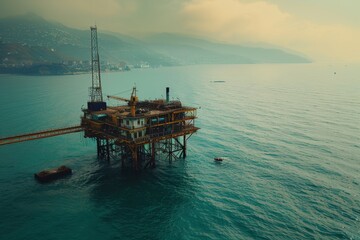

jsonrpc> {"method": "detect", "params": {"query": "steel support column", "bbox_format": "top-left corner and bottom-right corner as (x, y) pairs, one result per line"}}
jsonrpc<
(183, 135), (187, 158)
(151, 141), (156, 167)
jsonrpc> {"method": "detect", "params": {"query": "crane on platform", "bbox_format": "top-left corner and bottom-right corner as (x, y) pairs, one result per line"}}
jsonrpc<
(107, 86), (138, 117)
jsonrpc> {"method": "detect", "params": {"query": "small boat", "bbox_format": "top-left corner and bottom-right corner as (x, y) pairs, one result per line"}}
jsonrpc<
(34, 165), (72, 182)
(214, 157), (223, 162)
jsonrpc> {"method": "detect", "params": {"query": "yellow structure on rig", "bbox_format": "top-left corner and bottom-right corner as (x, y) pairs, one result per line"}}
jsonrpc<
(81, 86), (198, 170)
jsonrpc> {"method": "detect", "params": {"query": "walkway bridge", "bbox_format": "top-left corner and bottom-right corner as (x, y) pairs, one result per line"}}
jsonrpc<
(0, 126), (83, 146)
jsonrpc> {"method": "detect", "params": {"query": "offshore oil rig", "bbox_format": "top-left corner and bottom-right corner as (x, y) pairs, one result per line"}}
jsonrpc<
(0, 26), (199, 170)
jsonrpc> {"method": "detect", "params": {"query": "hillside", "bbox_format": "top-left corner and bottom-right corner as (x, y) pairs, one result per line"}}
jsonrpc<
(142, 33), (309, 64)
(0, 13), (310, 75)
(0, 13), (173, 74)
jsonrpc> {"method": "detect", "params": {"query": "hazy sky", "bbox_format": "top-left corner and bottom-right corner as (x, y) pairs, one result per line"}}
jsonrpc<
(1, 0), (360, 62)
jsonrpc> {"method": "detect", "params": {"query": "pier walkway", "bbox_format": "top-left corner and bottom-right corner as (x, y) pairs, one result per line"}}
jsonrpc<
(0, 126), (83, 146)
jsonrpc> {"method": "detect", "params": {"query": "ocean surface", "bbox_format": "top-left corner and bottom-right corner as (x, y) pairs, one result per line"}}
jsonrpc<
(0, 64), (359, 240)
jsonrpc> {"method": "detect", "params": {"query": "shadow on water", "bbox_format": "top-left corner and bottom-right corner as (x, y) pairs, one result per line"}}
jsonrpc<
(80, 159), (198, 240)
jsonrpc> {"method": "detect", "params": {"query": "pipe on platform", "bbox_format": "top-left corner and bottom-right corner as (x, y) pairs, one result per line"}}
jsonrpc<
(166, 87), (170, 103)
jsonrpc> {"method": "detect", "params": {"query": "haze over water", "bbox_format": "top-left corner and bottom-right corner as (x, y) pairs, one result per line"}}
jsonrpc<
(0, 63), (359, 239)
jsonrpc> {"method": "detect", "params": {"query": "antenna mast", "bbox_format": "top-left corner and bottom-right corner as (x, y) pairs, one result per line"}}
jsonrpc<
(90, 26), (103, 102)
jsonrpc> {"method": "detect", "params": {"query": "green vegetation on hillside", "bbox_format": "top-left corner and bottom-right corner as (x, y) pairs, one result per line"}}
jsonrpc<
(0, 13), (310, 75)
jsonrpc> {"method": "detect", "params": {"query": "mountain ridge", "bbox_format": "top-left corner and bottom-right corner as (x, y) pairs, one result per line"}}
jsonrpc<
(0, 13), (310, 75)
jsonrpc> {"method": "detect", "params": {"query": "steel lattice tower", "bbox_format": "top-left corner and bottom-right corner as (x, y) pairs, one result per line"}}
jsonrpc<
(90, 26), (103, 102)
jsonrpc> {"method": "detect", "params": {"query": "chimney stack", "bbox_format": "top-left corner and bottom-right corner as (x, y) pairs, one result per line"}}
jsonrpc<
(166, 87), (170, 103)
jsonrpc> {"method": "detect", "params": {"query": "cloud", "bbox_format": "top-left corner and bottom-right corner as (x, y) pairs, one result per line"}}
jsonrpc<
(38, 0), (127, 17)
(0, 0), (130, 17)
(0, 0), (138, 30)
(182, 0), (290, 41)
(181, 0), (360, 62)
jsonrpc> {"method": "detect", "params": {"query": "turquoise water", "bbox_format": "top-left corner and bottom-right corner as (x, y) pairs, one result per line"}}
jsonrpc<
(0, 64), (359, 239)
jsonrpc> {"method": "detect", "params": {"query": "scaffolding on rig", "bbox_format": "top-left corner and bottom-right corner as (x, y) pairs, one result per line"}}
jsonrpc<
(93, 134), (195, 170)
(81, 101), (199, 170)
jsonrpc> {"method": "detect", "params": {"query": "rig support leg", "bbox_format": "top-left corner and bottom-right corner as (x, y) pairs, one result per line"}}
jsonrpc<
(183, 135), (187, 159)
(131, 146), (139, 171)
(106, 139), (110, 162)
(96, 138), (101, 157)
(169, 139), (173, 163)
(151, 141), (156, 167)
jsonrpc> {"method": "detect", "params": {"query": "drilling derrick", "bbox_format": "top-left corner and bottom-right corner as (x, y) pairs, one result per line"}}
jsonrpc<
(88, 26), (106, 111)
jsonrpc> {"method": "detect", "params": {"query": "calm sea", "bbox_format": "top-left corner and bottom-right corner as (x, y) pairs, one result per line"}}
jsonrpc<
(0, 64), (359, 240)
